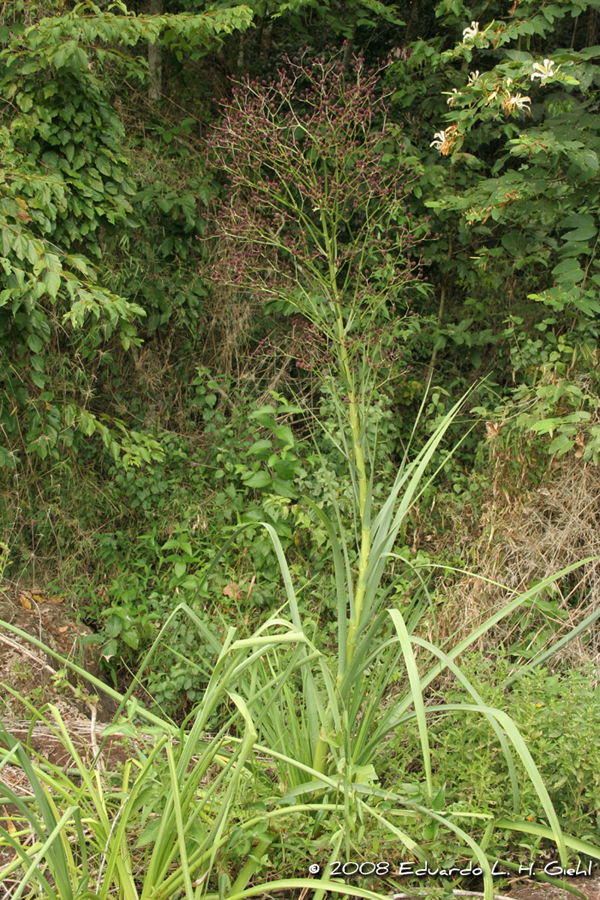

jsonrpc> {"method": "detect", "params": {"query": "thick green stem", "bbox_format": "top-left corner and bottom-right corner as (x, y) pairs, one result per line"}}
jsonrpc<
(346, 524), (370, 669)
(320, 208), (373, 726)
(333, 313), (367, 513)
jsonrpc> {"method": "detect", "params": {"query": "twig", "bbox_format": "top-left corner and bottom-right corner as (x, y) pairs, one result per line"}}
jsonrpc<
(390, 893), (515, 900)
(0, 632), (79, 696)
(453, 892), (516, 900)
(88, 703), (106, 777)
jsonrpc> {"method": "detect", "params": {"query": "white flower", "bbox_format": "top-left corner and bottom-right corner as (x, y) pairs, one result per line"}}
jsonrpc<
(531, 58), (555, 82)
(501, 91), (532, 114)
(446, 88), (461, 106)
(468, 70), (480, 84)
(509, 93), (531, 112)
(463, 20), (480, 42)
(430, 125), (459, 155)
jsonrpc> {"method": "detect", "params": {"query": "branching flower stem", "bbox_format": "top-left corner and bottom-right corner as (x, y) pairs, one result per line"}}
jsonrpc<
(208, 48), (425, 776)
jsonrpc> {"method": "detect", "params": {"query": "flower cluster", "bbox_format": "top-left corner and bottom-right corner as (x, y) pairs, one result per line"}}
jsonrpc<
(462, 20), (480, 42)
(206, 50), (427, 353)
(501, 92), (531, 113)
(430, 123), (461, 156)
(440, 68), (532, 141)
(293, 318), (334, 372)
(531, 58), (555, 82)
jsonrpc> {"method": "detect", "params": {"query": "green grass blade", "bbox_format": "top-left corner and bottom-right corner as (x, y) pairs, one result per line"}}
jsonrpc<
(388, 608), (433, 802)
(410, 635), (521, 813)
(102, 739), (169, 897)
(10, 805), (79, 900)
(502, 600), (600, 687)
(0, 720), (75, 896)
(494, 818), (600, 859)
(370, 393), (467, 552)
(221, 878), (397, 900)
(359, 799), (425, 858)
(388, 557), (593, 703)
(425, 703), (568, 864)
(411, 802), (495, 900)
(0, 828), (59, 900)
(166, 742), (195, 900)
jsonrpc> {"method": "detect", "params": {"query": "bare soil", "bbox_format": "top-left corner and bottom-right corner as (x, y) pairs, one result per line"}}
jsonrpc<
(508, 872), (600, 900)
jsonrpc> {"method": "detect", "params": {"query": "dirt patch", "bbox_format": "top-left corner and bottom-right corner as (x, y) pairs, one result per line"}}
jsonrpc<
(508, 871), (600, 900)
(0, 582), (119, 723)
(0, 715), (150, 778)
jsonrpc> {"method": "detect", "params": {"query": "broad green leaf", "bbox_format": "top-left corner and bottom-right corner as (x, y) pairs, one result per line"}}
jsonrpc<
(31, 370), (46, 388)
(1, 227), (13, 255)
(274, 424), (295, 447)
(26, 241), (40, 266)
(574, 294), (600, 315)
(17, 93), (33, 113)
(242, 470), (271, 489)
(531, 417), (560, 435)
(246, 439), (272, 458)
(121, 628), (139, 649)
(12, 233), (27, 260)
(548, 433), (574, 456)
(43, 269), (61, 298)
(558, 212), (594, 230)
(552, 257), (581, 276)
(561, 224), (597, 242)
(27, 333), (42, 354)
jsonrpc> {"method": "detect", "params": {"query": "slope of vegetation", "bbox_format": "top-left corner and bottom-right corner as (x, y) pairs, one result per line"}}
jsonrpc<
(1, 1), (600, 897)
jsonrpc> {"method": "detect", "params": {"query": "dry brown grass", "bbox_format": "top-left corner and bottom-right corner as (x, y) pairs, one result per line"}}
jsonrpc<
(432, 458), (600, 669)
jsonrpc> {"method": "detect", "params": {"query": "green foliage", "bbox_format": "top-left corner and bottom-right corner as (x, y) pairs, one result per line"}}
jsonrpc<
(0, 633), (280, 900)
(270, 0), (405, 38)
(74, 383), (359, 706)
(111, 129), (214, 337)
(470, 312), (600, 463)
(383, 0), (600, 466)
(0, 0), (251, 470)
(387, 659), (600, 858)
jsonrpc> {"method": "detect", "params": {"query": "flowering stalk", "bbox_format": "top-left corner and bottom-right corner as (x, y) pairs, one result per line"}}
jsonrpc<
(207, 49), (427, 772)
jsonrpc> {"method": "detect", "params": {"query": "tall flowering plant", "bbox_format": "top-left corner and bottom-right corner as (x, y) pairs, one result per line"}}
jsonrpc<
(209, 49), (429, 671)
(203, 51), (585, 895)
(0, 42), (596, 900)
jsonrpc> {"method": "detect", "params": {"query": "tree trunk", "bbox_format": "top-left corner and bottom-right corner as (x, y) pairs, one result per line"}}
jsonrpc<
(587, 7), (598, 47)
(148, 0), (163, 104)
(404, 0), (423, 44)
